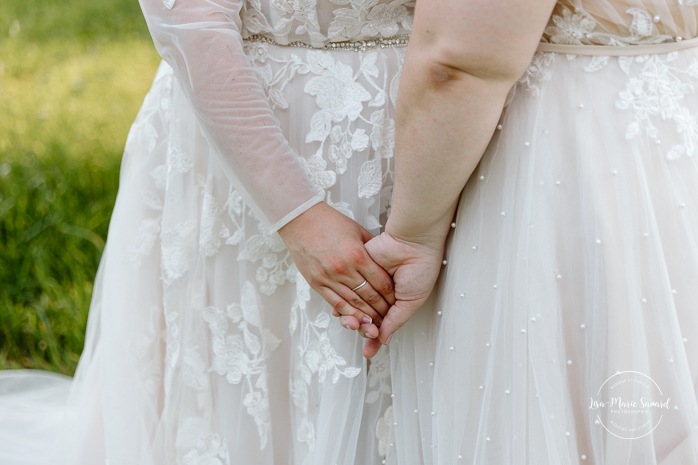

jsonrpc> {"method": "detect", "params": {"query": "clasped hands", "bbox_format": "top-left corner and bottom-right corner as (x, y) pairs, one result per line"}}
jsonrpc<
(279, 202), (444, 359)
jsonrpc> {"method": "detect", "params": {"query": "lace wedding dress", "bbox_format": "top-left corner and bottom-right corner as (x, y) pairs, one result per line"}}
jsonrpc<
(387, 1), (698, 464)
(0, 0), (408, 464)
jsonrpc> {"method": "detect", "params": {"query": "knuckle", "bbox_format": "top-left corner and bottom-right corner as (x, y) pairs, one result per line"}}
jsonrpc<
(329, 259), (348, 276)
(379, 280), (394, 295)
(364, 292), (382, 306)
(346, 247), (366, 265)
(333, 300), (349, 314)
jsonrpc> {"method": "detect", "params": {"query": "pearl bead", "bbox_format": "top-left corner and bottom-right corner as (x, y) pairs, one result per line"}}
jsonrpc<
(531, 317), (537, 322)
(479, 385), (484, 390)
(485, 342), (491, 348)
(677, 36), (683, 42)
(524, 141), (531, 147)
(581, 454), (587, 461)
(459, 293), (466, 298)
(497, 124), (503, 130)
(578, 104), (585, 109)
(595, 239), (602, 244)
(505, 389), (511, 395)
(437, 310), (443, 316)
(493, 284), (498, 289)
(486, 437), (492, 442)
(451, 222), (456, 228)
(500, 211), (507, 216)
(479, 175), (486, 181)
(521, 328), (527, 334)
(442, 259), (448, 265)
(580, 324), (586, 330)
(567, 360), (573, 365)
(556, 274), (562, 280)
(566, 431), (571, 437)
(471, 246), (478, 251)
(449, 346), (455, 351)
(653, 15), (661, 23)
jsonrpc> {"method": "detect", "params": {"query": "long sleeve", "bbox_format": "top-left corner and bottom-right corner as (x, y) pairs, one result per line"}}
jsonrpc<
(138, 0), (323, 231)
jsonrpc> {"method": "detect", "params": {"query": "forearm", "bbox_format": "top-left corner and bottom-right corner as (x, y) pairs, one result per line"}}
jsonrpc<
(385, 0), (556, 246)
(386, 59), (514, 245)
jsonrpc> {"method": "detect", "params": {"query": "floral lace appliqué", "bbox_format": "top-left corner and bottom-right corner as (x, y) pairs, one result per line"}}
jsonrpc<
(542, 5), (674, 47)
(289, 274), (361, 449)
(201, 281), (282, 449)
(616, 53), (698, 160)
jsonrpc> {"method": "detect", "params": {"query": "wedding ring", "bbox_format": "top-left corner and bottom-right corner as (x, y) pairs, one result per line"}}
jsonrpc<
(351, 279), (368, 292)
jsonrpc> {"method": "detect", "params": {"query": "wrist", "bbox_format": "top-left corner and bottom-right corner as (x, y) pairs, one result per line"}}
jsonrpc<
(384, 210), (455, 252)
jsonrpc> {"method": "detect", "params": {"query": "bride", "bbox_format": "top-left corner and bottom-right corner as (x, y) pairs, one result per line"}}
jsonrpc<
(2, 0), (407, 463)
(358, 0), (698, 463)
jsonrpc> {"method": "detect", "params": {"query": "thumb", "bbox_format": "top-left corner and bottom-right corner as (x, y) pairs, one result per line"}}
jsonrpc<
(377, 302), (413, 345)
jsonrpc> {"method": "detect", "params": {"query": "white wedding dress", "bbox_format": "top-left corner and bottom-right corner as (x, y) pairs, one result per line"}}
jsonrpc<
(0, 0), (408, 463)
(3, 1), (698, 464)
(387, 1), (698, 464)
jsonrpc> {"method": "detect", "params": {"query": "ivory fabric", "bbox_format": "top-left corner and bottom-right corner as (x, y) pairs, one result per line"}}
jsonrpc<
(2, 2), (698, 465)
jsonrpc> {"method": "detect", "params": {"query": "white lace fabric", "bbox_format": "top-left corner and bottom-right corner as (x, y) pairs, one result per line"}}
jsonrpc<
(542, 0), (698, 47)
(139, 0), (326, 231)
(2, 2), (698, 465)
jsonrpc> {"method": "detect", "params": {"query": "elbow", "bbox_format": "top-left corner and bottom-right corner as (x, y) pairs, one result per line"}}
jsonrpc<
(415, 37), (534, 87)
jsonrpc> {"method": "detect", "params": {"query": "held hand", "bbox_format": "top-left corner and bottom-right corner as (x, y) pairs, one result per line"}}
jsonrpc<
(278, 202), (396, 336)
(361, 232), (445, 358)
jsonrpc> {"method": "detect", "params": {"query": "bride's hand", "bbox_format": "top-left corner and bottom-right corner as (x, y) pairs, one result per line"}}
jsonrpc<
(278, 202), (395, 335)
(361, 232), (445, 358)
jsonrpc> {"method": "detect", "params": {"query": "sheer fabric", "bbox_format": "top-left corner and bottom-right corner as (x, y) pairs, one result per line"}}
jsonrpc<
(389, 2), (698, 464)
(0, 0), (409, 464)
(2, 1), (698, 465)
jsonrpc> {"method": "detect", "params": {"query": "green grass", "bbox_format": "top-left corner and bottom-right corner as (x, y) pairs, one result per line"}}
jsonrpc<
(0, 0), (161, 374)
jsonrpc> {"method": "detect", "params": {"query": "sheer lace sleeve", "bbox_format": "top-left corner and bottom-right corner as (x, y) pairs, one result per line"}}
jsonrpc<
(138, 0), (323, 231)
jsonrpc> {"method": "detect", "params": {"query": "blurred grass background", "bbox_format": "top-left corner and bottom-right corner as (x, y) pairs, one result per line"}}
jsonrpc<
(0, 0), (160, 374)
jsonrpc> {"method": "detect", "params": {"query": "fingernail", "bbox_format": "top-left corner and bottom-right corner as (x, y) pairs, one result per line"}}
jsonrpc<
(362, 316), (372, 325)
(385, 334), (393, 345)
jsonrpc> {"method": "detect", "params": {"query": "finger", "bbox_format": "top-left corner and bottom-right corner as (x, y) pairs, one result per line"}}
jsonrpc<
(353, 282), (391, 318)
(336, 284), (386, 326)
(363, 338), (383, 359)
(377, 303), (415, 345)
(359, 323), (379, 339)
(339, 315), (361, 331)
(323, 286), (377, 326)
(357, 241), (396, 306)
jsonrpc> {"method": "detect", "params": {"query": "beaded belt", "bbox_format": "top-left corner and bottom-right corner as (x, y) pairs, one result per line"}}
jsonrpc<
(243, 34), (409, 52)
(536, 36), (698, 56)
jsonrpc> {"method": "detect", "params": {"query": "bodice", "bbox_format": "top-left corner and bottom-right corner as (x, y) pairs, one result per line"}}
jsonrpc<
(240, 0), (414, 47)
(237, 0), (698, 48)
(542, 0), (698, 46)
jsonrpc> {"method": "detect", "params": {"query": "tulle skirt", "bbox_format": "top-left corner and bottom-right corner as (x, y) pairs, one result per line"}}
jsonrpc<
(388, 48), (698, 464)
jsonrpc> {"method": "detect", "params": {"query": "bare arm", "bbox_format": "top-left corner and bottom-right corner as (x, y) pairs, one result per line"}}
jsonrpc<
(362, 0), (557, 357)
(388, 0), (557, 247)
